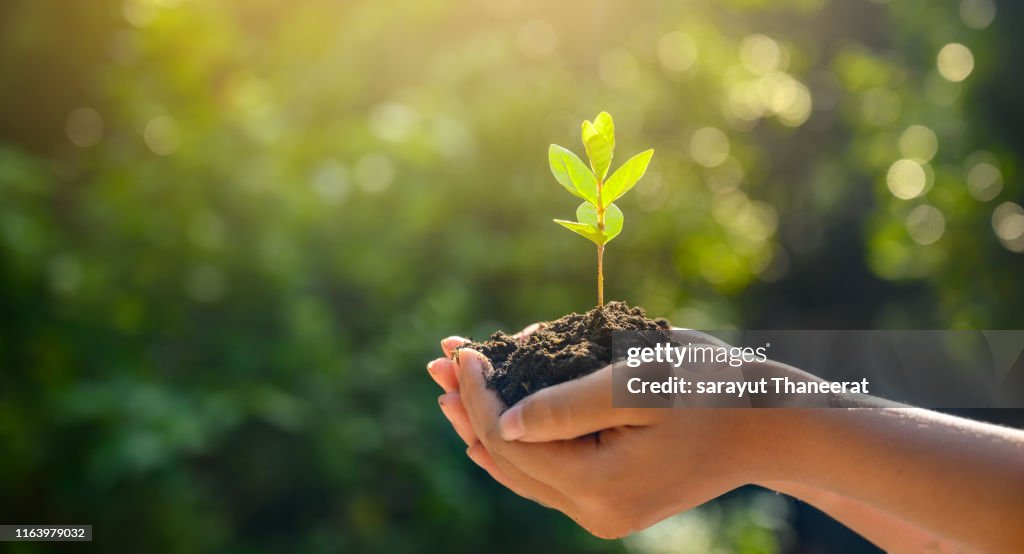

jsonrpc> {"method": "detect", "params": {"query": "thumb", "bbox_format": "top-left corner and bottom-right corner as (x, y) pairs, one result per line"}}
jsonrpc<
(498, 364), (658, 442)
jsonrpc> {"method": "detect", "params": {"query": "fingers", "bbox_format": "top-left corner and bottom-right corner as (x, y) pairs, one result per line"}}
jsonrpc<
(435, 382), (558, 505)
(443, 380), (576, 513)
(441, 336), (469, 358)
(455, 347), (516, 445)
(466, 441), (513, 482)
(439, 392), (477, 446)
(436, 336), (587, 517)
(456, 348), (586, 483)
(465, 442), (560, 510)
(427, 357), (459, 392)
(498, 364), (660, 442)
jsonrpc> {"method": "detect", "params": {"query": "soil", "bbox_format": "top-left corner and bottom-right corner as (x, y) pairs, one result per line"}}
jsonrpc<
(461, 301), (671, 407)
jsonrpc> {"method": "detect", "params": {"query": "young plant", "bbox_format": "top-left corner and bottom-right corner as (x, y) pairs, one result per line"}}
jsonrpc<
(549, 112), (654, 307)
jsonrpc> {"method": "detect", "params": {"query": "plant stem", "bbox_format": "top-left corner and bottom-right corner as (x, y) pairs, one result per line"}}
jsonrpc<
(596, 177), (605, 308)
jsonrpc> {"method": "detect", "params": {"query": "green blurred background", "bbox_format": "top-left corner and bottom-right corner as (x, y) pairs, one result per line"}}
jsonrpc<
(1, 0), (1022, 552)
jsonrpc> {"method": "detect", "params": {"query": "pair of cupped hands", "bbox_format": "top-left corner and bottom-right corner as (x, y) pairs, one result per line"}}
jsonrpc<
(425, 324), (787, 539)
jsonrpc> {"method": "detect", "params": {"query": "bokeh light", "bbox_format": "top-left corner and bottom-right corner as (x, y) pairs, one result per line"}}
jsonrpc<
(899, 125), (938, 162)
(887, 159), (928, 199)
(65, 107), (104, 147)
(965, 152), (1004, 202)
(960, 0), (997, 30)
(143, 115), (181, 156)
(657, 31), (698, 74)
(689, 127), (730, 168)
(906, 204), (946, 245)
(937, 43), (975, 83)
(992, 202), (1024, 252)
(740, 34), (784, 75)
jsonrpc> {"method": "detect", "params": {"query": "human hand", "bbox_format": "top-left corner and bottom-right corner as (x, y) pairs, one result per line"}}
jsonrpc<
(427, 325), (564, 503)
(426, 330), (788, 538)
(427, 328), (582, 520)
(428, 327), (1024, 551)
(426, 324), (542, 450)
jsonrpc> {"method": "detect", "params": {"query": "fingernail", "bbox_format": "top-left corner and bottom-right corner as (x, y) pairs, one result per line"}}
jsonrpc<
(442, 336), (469, 355)
(455, 348), (479, 380)
(438, 394), (448, 407)
(427, 359), (441, 375)
(498, 404), (525, 441)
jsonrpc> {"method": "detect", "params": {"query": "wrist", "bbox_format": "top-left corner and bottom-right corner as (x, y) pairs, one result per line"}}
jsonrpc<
(676, 408), (793, 489)
(736, 407), (814, 486)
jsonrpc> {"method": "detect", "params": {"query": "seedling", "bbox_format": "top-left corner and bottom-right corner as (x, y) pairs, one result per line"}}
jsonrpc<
(549, 112), (654, 307)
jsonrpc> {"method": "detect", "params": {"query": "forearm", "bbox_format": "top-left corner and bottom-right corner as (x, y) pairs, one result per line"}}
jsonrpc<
(762, 480), (968, 553)
(758, 409), (1024, 552)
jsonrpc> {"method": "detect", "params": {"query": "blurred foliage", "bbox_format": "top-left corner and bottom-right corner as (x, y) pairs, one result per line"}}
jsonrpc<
(0, 0), (1022, 552)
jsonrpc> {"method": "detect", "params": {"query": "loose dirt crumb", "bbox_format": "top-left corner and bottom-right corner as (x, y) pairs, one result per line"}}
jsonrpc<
(463, 301), (670, 406)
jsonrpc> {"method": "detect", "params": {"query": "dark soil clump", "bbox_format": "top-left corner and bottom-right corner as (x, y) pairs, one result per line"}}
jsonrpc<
(463, 301), (671, 406)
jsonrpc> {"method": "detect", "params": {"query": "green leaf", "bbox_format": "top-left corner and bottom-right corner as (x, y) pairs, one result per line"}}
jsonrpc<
(593, 111), (615, 150)
(548, 144), (583, 199)
(572, 202), (623, 245)
(576, 201), (598, 227)
(548, 144), (598, 204)
(602, 203), (624, 243)
(582, 121), (613, 180)
(602, 148), (654, 208)
(553, 219), (602, 245)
